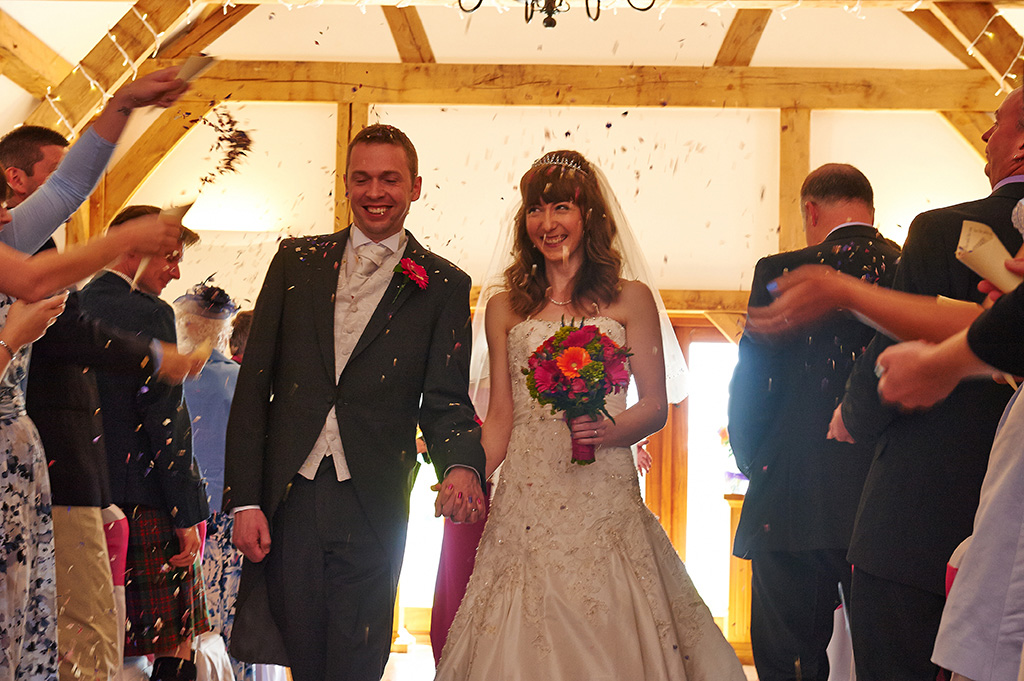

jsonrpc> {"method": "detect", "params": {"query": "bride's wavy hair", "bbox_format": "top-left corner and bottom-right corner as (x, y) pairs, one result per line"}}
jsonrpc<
(504, 150), (623, 316)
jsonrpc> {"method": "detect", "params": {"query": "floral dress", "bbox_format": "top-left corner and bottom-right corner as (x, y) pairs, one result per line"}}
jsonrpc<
(0, 295), (57, 680)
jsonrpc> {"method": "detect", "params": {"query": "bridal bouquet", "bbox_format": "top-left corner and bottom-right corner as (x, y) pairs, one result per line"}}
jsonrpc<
(522, 319), (631, 465)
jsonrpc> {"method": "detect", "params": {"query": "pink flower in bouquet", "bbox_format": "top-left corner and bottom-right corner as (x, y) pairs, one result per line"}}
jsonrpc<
(605, 358), (629, 385)
(534, 361), (560, 393)
(564, 325), (598, 347)
(569, 378), (587, 395)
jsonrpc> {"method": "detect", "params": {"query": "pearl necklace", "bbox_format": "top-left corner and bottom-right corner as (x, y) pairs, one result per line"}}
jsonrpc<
(548, 296), (572, 306)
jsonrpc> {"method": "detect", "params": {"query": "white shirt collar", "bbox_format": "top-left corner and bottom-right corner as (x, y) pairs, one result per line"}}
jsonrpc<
(349, 225), (404, 254)
(824, 221), (874, 239)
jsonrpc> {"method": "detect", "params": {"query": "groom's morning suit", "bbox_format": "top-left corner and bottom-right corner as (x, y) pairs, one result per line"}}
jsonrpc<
(729, 223), (900, 681)
(840, 180), (1024, 681)
(224, 226), (485, 680)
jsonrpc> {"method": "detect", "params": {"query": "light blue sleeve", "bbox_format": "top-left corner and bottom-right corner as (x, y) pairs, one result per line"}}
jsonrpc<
(3, 127), (116, 254)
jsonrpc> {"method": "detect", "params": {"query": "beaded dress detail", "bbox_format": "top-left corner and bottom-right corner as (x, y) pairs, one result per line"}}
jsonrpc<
(436, 317), (744, 681)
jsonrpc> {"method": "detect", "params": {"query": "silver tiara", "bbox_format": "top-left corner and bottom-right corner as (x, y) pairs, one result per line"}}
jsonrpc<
(532, 153), (588, 176)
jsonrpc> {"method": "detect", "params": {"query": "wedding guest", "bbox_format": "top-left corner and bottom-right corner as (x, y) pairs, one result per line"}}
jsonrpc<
(729, 164), (901, 681)
(0, 194), (186, 679)
(174, 282), (250, 680)
(229, 310), (252, 363)
(79, 206), (211, 681)
(871, 248), (1024, 681)
(435, 150), (742, 680)
(1, 117), (207, 681)
(746, 87), (1024, 681)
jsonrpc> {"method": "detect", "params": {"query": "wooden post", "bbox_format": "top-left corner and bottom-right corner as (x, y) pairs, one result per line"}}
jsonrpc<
(779, 107), (810, 254)
(335, 102), (370, 232)
(726, 493), (754, 665)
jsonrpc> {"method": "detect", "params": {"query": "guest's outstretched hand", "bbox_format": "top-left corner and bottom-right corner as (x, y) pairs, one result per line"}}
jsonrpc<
(745, 265), (853, 338)
(156, 342), (209, 385)
(233, 508), (272, 562)
(875, 340), (956, 409)
(111, 66), (189, 112)
(2, 292), (67, 351)
(116, 213), (183, 257)
(434, 467), (485, 524)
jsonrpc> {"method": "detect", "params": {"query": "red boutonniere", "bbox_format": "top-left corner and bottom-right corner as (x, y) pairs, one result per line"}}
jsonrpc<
(393, 257), (429, 299)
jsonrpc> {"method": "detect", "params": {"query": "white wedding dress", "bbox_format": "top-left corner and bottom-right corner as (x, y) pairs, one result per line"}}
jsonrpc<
(435, 317), (745, 681)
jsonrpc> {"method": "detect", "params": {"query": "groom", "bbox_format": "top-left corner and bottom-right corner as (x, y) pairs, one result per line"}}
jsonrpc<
(224, 124), (486, 681)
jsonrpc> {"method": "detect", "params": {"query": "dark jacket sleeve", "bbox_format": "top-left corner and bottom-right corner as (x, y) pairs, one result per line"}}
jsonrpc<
(418, 270), (486, 485)
(967, 283), (1024, 375)
(31, 292), (153, 372)
(840, 216), (941, 444)
(728, 258), (783, 476)
(224, 244), (287, 512)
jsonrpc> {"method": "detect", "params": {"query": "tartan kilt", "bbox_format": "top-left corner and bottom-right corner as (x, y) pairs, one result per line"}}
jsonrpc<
(124, 505), (211, 655)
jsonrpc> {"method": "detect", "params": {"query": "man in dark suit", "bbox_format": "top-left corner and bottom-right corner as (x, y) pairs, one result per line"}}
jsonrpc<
(834, 88), (1024, 681)
(729, 164), (901, 681)
(224, 124), (486, 681)
(78, 206), (211, 679)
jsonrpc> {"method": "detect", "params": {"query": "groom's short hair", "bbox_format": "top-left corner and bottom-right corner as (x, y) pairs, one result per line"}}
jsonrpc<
(346, 124), (418, 179)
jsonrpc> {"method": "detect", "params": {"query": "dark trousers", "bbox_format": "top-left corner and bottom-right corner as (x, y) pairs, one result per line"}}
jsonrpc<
(749, 549), (852, 681)
(850, 566), (945, 681)
(264, 462), (397, 681)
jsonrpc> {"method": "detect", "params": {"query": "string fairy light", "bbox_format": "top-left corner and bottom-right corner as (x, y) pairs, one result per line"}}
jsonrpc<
(72, 64), (112, 103)
(130, 7), (164, 57)
(967, 11), (1001, 57)
(997, 37), (1024, 92)
(106, 32), (138, 79)
(43, 88), (76, 139)
(778, 0), (801, 21)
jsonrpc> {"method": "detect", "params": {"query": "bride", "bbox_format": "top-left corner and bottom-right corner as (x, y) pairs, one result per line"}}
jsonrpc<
(435, 150), (745, 680)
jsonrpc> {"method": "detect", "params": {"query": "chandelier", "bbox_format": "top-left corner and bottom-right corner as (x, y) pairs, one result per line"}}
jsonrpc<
(458, 0), (655, 27)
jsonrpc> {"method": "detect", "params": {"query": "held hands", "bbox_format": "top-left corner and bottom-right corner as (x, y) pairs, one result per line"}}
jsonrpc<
(746, 265), (851, 338)
(433, 467), (485, 524)
(169, 523), (203, 568)
(233, 508), (272, 563)
(155, 341), (209, 385)
(1, 292), (68, 351)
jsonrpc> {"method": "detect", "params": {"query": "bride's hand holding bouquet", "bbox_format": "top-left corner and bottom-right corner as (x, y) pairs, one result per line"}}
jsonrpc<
(522, 318), (631, 464)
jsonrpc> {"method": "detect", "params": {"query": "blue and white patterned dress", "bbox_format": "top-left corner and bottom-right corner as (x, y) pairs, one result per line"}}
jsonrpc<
(0, 294), (57, 680)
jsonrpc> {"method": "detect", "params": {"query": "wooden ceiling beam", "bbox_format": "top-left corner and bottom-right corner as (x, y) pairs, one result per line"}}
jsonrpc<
(139, 59), (1003, 111)
(23, 0), (194, 137)
(0, 10), (73, 98)
(158, 4), (257, 59)
(100, 100), (216, 227)
(31, 0), (1010, 7)
(715, 9), (772, 67)
(928, 2), (1024, 87)
(902, 8), (982, 69)
(382, 6), (436, 64)
(941, 110), (992, 157)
